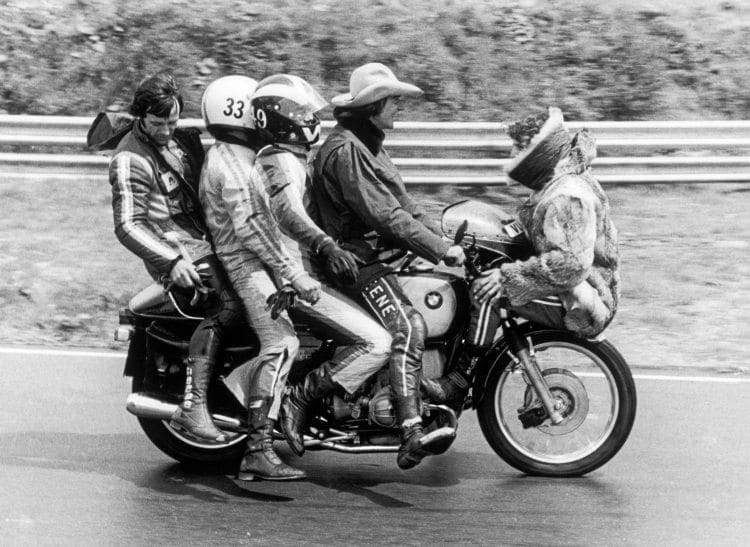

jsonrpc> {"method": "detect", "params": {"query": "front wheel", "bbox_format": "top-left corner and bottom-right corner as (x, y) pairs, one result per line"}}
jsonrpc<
(477, 330), (636, 476)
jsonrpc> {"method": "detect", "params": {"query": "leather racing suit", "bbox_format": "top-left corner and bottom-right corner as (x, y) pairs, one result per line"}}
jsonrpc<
(199, 139), (304, 421)
(109, 120), (242, 442)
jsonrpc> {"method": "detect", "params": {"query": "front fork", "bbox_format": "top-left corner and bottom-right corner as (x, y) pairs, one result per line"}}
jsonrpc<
(502, 317), (564, 425)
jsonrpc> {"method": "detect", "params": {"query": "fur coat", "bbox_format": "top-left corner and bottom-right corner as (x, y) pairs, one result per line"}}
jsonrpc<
(500, 130), (620, 337)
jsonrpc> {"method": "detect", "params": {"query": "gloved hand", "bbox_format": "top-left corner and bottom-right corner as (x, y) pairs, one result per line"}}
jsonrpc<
(266, 287), (298, 320)
(442, 245), (466, 267)
(322, 244), (362, 285)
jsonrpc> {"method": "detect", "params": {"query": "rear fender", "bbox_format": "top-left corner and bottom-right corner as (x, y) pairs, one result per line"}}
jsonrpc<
(123, 325), (150, 378)
(123, 321), (189, 378)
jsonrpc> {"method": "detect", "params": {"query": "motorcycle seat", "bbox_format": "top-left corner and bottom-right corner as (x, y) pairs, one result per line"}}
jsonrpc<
(129, 283), (169, 314)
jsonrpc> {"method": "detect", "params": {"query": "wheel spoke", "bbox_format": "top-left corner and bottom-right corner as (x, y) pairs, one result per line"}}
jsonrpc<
(495, 340), (619, 464)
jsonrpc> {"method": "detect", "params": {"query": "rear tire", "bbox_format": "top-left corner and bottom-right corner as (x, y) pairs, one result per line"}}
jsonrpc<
(477, 331), (636, 477)
(132, 376), (246, 465)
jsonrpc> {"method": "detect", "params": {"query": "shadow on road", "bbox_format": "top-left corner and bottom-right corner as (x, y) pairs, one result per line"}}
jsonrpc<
(0, 431), (625, 510)
(0, 432), (290, 503)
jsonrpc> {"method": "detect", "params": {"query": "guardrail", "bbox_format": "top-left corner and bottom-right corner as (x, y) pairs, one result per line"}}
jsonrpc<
(2, 115), (750, 184)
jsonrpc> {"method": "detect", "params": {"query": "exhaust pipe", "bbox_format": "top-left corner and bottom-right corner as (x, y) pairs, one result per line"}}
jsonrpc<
(311, 441), (398, 453)
(126, 393), (243, 431)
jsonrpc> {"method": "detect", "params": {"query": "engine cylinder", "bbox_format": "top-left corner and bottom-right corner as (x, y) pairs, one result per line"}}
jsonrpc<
(368, 386), (397, 428)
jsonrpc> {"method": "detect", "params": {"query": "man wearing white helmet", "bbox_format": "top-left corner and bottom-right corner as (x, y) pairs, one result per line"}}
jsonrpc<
(199, 74), (314, 481)
(105, 72), (242, 446)
(246, 74), (393, 466)
(311, 63), (465, 470)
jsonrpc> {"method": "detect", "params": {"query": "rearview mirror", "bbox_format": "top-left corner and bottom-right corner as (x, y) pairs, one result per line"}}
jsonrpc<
(454, 219), (468, 245)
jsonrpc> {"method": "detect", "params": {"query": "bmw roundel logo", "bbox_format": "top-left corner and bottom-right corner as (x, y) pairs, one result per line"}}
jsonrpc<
(425, 291), (443, 310)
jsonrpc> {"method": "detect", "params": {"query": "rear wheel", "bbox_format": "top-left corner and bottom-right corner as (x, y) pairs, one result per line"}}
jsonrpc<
(477, 331), (636, 476)
(132, 376), (247, 464)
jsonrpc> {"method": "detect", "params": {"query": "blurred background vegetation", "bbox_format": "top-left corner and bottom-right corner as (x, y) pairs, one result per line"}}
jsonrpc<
(2, 0), (750, 368)
(2, 0), (750, 122)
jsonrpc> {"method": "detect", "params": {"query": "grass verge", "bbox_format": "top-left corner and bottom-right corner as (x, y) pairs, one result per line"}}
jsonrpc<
(2, 176), (748, 372)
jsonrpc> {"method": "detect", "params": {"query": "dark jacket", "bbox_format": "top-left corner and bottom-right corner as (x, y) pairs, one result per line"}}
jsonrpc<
(311, 118), (450, 266)
(109, 121), (211, 279)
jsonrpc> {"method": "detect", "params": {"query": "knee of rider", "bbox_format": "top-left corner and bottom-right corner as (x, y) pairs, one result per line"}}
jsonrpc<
(368, 328), (393, 362)
(406, 308), (428, 344)
(187, 325), (223, 359)
(281, 334), (300, 359)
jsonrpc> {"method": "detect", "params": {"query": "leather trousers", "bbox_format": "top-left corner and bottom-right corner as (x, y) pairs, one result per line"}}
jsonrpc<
(187, 254), (244, 361)
(356, 273), (427, 424)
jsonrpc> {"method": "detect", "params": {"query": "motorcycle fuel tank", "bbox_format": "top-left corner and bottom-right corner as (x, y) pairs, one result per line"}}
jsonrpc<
(398, 273), (459, 340)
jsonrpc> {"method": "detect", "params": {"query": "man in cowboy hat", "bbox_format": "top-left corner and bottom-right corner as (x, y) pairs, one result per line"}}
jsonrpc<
(311, 62), (465, 470)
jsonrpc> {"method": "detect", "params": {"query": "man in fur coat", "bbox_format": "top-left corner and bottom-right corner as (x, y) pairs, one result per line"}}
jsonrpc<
(425, 106), (620, 405)
(477, 105), (620, 335)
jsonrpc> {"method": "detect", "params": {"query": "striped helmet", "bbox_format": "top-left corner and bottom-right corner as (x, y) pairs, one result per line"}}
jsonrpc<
(251, 74), (327, 146)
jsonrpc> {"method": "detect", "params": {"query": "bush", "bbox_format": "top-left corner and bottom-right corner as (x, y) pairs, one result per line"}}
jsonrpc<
(1, 0), (750, 120)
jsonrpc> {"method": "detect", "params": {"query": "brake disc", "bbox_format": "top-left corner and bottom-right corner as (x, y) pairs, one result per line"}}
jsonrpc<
(521, 368), (589, 435)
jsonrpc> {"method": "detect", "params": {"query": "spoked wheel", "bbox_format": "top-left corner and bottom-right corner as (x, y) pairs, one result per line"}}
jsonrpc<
(477, 330), (636, 476)
(132, 376), (247, 464)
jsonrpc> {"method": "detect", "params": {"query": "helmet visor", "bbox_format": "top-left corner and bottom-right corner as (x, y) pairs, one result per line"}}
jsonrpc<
(276, 96), (324, 126)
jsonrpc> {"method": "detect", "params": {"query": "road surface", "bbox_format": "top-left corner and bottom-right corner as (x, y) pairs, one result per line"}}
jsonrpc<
(0, 347), (748, 545)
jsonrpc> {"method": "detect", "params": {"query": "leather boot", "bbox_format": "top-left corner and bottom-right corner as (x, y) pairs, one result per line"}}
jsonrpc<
(394, 395), (455, 470)
(420, 370), (470, 407)
(237, 400), (307, 481)
(280, 365), (337, 456)
(421, 354), (477, 408)
(169, 357), (227, 443)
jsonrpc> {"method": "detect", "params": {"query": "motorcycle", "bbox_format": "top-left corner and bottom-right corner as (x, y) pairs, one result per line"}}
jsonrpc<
(115, 199), (636, 477)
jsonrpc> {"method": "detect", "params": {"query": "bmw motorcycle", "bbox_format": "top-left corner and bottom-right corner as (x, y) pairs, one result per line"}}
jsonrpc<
(116, 199), (636, 477)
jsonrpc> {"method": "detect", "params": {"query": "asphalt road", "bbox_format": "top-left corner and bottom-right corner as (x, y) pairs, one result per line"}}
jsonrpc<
(0, 347), (748, 545)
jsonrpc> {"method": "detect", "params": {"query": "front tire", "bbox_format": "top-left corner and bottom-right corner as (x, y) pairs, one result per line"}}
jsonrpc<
(477, 330), (636, 476)
(132, 376), (247, 465)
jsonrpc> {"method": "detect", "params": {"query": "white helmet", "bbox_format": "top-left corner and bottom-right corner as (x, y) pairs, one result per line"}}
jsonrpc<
(201, 75), (259, 136)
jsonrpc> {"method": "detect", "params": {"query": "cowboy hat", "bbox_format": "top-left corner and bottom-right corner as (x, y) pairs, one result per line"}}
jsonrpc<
(331, 62), (422, 108)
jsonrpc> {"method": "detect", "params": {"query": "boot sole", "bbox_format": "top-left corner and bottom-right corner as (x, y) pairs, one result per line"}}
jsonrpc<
(418, 426), (456, 455)
(397, 427), (457, 470)
(169, 419), (228, 444)
(236, 471), (307, 482)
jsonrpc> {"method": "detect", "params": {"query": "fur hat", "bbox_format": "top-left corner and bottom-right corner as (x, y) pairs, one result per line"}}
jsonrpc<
(331, 63), (422, 108)
(505, 107), (572, 191)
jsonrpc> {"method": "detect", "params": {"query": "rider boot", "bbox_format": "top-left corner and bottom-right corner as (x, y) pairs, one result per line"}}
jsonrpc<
(421, 352), (478, 409)
(395, 395), (455, 470)
(169, 356), (228, 443)
(238, 398), (307, 481)
(280, 364), (338, 456)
